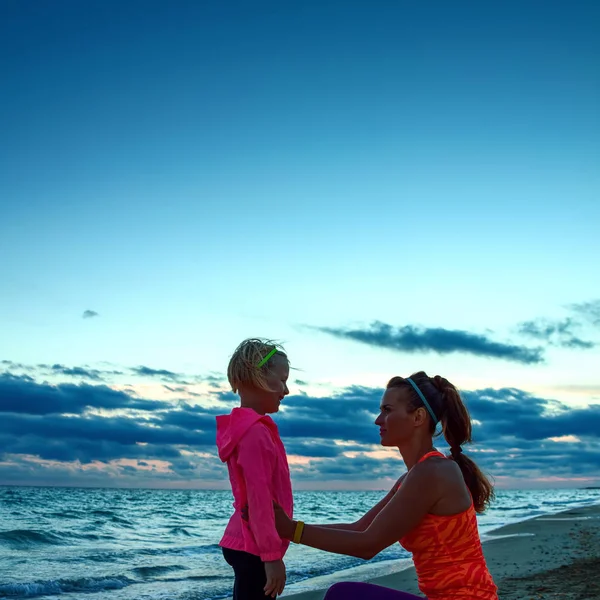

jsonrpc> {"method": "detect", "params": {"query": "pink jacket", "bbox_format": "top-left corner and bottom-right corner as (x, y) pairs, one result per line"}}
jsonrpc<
(216, 407), (293, 562)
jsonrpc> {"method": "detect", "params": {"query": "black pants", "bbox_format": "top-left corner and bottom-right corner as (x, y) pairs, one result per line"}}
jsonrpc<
(222, 547), (271, 600)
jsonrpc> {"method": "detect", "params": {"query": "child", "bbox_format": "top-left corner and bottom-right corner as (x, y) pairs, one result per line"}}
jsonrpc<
(216, 338), (293, 599)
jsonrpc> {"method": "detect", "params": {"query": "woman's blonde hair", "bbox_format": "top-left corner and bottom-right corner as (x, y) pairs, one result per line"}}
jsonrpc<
(227, 338), (289, 393)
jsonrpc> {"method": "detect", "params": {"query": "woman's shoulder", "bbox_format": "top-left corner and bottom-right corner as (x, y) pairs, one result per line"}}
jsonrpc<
(414, 453), (462, 480)
(413, 455), (471, 513)
(406, 454), (465, 495)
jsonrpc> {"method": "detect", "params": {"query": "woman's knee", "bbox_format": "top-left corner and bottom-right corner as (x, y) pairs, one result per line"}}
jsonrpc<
(323, 581), (423, 600)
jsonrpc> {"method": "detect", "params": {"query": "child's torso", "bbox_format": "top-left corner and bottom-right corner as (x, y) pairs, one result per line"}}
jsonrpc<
(220, 422), (293, 556)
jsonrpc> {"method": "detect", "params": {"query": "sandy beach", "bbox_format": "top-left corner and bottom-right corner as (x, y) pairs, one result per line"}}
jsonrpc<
(284, 503), (600, 600)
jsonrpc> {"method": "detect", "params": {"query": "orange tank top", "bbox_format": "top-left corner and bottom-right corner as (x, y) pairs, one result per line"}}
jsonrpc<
(399, 451), (498, 600)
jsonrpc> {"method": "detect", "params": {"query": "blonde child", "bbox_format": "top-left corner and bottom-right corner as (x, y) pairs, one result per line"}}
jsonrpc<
(216, 338), (293, 599)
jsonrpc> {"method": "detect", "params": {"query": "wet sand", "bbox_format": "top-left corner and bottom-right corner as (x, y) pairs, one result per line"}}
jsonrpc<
(283, 503), (600, 599)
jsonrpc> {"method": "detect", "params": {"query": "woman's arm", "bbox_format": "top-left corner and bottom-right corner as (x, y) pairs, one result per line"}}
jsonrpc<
(317, 475), (404, 532)
(275, 467), (437, 559)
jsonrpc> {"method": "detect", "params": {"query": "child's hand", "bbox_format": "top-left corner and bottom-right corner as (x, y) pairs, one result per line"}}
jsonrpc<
(264, 559), (286, 597)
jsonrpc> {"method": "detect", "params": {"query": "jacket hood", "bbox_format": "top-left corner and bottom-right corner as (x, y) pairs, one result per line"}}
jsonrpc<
(216, 407), (274, 461)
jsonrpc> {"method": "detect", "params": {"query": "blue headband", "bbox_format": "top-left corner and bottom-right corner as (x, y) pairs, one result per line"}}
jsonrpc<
(406, 378), (438, 425)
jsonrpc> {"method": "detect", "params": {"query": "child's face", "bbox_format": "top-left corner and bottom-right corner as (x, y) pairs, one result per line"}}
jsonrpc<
(261, 356), (290, 413)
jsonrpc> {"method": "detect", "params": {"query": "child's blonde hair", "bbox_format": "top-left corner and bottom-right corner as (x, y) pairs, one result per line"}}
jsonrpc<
(227, 338), (289, 393)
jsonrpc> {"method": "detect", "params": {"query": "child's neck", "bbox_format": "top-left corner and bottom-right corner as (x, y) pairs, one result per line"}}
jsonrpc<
(240, 396), (267, 415)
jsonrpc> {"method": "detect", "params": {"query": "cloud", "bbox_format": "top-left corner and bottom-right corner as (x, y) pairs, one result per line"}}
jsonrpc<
(129, 365), (219, 386)
(50, 364), (123, 380)
(1, 367), (599, 488)
(48, 364), (106, 381)
(4, 357), (224, 390)
(1, 360), (23, 368)
(461, 387), (600, 441)
(1, 360), (36, 373)
(314, 321), (544, 364)
(130, 366), (189, 384)
(517, 318), (595, 349)
(82, 310), (99, 319)
(0, 373), (163, 415)
(570, 299), (600, 327)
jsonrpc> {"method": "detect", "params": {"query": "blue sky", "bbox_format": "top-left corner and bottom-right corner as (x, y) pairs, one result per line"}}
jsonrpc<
(1, 0), (599, 489)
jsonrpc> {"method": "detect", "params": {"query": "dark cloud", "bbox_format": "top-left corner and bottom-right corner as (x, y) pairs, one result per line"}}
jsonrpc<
(461, 388), (563, 422)
(163, 385), (180, 392)
(1, 360), (23, 368)
(213, 390), (238, 403)
(4, 359), (222, 390)
(0, 373), (163, 415)
(314, 454), (402, 479)
(160, 404), (220, 431)
(285, 440), (366, 458)
(33, 364), (124, 381)
(0, 432), (182, 463)
(314, 321), (544, 365)
(1, 360), (35, 372)
(49, 364), (105, 381)
(0, 411), (214, 458)
(131, 366), (186, 382)
(462, 387), (600, 441)
(82, 310), (99, 319)
(129, 365), (223, 386)
(130, 366), (225, 386)
(1, 368), (599, 487)
(204, 374), (227, 384)
(570, 299), (600, 327)
(517, 318), (595, 349)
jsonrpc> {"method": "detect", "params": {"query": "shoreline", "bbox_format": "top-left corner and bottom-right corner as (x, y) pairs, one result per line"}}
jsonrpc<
(282, 502), (600, 599)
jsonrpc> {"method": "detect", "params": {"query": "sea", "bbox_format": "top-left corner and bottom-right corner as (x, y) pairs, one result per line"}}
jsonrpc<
(1, 486), (600, 600)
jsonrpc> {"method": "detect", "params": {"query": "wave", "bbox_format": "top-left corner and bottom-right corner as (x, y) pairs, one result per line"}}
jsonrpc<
(48, 510), (84, 519)
(168, 527), (194, 537)
(0, 529), (115, 549)
(152, 509), (176, 516)
(0, 575), (135, 598)
(131, 564), (188, 578)
(90, 509), (114, 517)
(109, 515), (133, 526)
(0, 530), (65, 548)
(84, 543), (222, 564)
(493, 504), (539, 511)
(71, 531), (115, 541)
(541, 499), (578, 506)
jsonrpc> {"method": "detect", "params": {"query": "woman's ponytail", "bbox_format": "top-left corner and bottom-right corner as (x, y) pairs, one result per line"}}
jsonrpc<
(431, 375), (494, 513)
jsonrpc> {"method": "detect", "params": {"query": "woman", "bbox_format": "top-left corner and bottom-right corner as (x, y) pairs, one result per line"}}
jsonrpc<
(274, 371), (498, 600)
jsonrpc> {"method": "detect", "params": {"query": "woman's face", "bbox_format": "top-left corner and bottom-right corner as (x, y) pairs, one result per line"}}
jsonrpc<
(374, 387), (415, 446)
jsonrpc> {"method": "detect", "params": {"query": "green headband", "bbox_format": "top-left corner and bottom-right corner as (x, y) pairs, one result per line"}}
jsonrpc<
(257, 348), (278, 368)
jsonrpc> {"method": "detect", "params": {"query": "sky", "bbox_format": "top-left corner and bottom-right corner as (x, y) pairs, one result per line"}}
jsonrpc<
(1, 0), (599, 490)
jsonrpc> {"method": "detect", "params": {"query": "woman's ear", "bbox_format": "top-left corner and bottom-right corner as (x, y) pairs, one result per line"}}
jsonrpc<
(413, 406), (428, 427)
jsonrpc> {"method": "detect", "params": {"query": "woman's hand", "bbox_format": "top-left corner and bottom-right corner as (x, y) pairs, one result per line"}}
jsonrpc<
(273, 501), (296, 540)
(240, 502), (296, 541)
(264, 559), (286, 597)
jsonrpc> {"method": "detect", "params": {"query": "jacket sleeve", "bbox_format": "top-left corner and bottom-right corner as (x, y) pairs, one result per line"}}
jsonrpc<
(236, 424), (284, 561)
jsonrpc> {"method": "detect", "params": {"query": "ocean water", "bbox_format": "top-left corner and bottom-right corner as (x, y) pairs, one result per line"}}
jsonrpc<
(1, 486), (599, 600)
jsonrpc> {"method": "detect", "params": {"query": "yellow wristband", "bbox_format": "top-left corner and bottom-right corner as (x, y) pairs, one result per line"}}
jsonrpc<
(292, 520), (305, 544)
